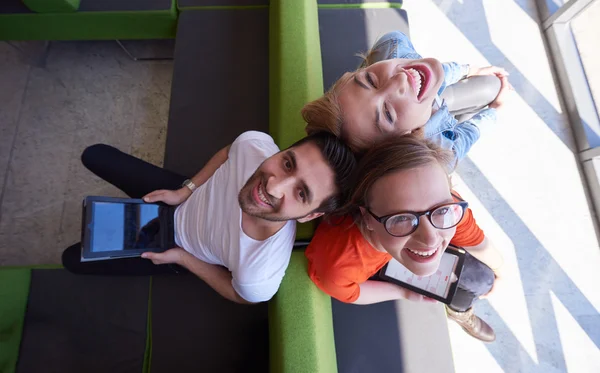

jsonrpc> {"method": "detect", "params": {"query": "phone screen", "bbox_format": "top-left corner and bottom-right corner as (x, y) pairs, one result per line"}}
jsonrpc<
(383, 252), (459, 298)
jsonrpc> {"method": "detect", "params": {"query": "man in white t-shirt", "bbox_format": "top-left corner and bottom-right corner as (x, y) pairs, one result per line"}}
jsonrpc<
(137, 131), (356, 303)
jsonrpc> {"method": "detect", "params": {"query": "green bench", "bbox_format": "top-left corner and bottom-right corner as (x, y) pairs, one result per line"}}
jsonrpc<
(0, 0), (455, 372)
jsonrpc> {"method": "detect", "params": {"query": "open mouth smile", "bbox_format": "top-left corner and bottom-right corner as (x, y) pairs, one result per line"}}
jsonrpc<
(404, 246), (439, 263)
(404, 65), (432, 101)
(253, 181), (273, 208)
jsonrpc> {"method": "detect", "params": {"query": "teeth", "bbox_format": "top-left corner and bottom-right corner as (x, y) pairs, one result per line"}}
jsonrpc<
(406, 248), (436, 258)
(407, 68), (423, 96)
(257, 184), (271, 206)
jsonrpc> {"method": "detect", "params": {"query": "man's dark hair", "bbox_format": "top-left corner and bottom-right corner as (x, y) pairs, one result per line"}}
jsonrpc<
(288, 132), (357, 214)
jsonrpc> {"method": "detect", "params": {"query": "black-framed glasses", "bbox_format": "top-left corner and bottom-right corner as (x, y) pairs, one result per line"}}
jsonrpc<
(366, 201), (468, 237)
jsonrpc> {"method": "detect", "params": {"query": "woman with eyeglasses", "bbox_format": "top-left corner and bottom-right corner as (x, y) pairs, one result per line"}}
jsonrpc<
(306, 135), (504, 342)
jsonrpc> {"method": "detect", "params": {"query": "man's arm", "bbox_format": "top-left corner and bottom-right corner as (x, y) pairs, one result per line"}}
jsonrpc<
(188, 145), (231, 190)
(351, 280), (436, 305)
(143, 145), (231, 205)
(142, 248), (252, 304)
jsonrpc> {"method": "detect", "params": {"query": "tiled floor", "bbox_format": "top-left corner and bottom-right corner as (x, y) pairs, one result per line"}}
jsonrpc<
(0, 40), (172, 265)
(1, 1), (599, 372)
(405, 0), (600, 372)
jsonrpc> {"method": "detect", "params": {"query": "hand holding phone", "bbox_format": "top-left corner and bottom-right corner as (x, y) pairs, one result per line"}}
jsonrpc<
(379, 245), (466, 304)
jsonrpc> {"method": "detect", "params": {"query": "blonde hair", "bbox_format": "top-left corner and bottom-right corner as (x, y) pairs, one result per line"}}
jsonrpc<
(301, 50), (426, 153)
(336, 134), (453, 226)
(301, 72), (368, 150)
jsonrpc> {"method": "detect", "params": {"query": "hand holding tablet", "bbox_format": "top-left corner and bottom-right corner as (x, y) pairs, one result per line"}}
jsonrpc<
(379, 245), (466, 304)
(80, 196), (176, 262)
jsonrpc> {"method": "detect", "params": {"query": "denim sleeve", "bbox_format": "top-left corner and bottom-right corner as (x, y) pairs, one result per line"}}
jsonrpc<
(366, 31), (422, 66)
(440, 62), (470, 95)
(452, 108), (497, 162)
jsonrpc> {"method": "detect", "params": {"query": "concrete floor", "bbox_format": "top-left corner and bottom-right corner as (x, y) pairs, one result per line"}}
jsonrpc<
(0, 1), (599, 372)
(405, 0), (600, 372)
(0, 40), (172, 265)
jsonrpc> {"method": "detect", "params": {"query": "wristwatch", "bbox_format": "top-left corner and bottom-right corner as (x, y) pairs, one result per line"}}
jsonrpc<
(182, 179), (197, 192)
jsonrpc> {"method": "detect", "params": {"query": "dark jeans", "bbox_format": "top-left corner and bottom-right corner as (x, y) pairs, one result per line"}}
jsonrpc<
(449, 251), (495, 312)
(62, 144), (189, 276)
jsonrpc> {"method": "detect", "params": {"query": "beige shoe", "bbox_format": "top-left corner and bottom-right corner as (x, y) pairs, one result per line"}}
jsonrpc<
(446, 306), (496, 342)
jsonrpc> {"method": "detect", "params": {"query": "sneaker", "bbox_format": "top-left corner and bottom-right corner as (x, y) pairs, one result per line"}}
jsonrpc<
(445, 306), (496, 342)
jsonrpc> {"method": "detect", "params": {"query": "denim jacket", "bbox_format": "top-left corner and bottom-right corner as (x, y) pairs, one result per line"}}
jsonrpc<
(365, 31), (497, 166)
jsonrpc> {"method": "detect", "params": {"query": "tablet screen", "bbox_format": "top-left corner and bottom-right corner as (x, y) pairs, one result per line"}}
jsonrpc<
(384, 252), (459, 298)
(90, 202), (161, 252)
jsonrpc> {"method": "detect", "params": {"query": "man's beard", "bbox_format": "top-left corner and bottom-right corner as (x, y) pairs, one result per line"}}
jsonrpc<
(238, 171), (308, 222)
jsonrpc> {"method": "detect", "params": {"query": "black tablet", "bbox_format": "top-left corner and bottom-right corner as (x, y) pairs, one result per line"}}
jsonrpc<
(378, 245), (466, 304)
(81, 196), (176, 262)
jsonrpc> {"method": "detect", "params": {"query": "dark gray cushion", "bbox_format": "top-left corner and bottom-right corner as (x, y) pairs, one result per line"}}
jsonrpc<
(164, 9), (269, 176)
(178, 0), (268, 7)
(332, 300), (404, 372)
(318, 8), (409, 90)
(16, 270), (150, 373)
(79, 0), (173, 12)
(332, 299), (455, 373)
(318, 0), (401, 4)
(0, 0), (32, 13)
(150, 274), (269, 373)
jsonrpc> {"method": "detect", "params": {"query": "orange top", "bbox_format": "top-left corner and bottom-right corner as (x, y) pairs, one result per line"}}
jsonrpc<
(305, 194), (484, 303)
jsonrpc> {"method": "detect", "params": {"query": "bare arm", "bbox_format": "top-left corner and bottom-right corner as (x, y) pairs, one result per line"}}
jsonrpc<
(351, 280), (435, 305)
(179, 249), (251, 304)
(143, 248), (251, 304)
(144, 145), (231, 204)
(463, 237), (504, 273)
(188, 145), (231, 190)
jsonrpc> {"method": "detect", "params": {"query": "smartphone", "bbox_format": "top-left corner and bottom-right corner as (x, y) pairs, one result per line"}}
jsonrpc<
(378, 245), (466, 304)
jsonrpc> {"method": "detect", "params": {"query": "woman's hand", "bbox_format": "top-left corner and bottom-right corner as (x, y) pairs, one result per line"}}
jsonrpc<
(468, 65), (509, 78)
(401, 287), (438, 303)
(143, 187), (191, 206)
(488, 76), (514, 110)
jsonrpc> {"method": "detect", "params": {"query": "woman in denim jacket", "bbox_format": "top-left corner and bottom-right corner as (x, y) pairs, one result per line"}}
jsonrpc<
(303, 31), (512, 167)
(302, 31), (509, 342)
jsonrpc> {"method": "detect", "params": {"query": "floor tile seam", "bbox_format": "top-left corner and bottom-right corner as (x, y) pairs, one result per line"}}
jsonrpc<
(129, 69), (144, 155)
(0, 62), (33, 227)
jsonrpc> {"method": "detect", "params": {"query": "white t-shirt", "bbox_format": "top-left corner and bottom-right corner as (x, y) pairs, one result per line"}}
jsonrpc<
(174, 131), (296, 302)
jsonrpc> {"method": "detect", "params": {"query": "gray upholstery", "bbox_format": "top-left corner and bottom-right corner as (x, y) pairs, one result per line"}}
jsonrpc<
(0, 0), (32, 13)
(318, 0), (401, 4)
(17, 270), (150, 373)
(177, 0), (268, 7)
(79, 0), (173, 11)
(318, 8), (409, 90)
(163, 9), (269, 176)
(150, 274), (269, 373)
(332, 299), (455, 373)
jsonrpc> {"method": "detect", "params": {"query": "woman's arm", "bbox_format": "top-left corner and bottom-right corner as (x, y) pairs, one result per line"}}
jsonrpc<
(463, 237), (504, 273)
(351, 280), (435, 305)
(442, 62), (471, 88)
(463, 237), (505, 298)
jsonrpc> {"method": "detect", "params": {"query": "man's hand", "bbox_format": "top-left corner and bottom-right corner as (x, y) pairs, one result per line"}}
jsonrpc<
(468, 65), (509, 78)
(142, 248), (187, 265)
(488, 75), (514, 110)
(143, 187), (191, 206)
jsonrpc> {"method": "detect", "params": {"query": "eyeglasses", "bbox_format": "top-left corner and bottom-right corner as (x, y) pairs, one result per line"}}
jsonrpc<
(366, 201), (468, 237)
